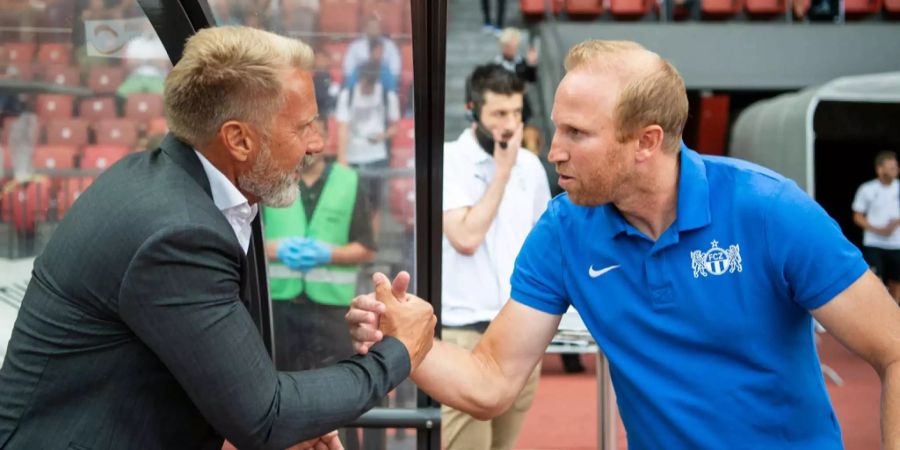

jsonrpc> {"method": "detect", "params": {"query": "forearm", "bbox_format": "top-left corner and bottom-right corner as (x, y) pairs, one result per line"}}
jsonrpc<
(853, 212), (874, 232)
(330, 242), (374, 265)
(447, 172), (510, 252)
(265, 239), (280, 260)
(263, 337), (410, 449)
(882, 361), (900, 449)
(411, 340), (518, 420)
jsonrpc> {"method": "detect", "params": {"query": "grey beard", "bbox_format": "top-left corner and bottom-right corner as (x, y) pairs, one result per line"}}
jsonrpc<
(237, 146), (313, 208)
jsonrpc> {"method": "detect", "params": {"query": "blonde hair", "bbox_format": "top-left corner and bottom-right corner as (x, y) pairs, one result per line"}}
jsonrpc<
(164, 26), (314, 148)
(498, 27), (521, 46)
(564, 39), (688, 151)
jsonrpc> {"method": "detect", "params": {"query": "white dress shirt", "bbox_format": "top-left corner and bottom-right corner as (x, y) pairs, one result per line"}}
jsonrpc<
(194, 151), (258, 254)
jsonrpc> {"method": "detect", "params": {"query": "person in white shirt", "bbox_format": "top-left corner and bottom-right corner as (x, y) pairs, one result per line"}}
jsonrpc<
(335, 60), (400, 237)
(853, 150), (900, 304)
(341, 13), (401, 83)
(440, 64), (551, 450)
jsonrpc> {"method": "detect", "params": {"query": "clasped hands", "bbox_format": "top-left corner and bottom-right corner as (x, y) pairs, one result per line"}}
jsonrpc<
(277, 237), (332, 272)
(345, 271), (437, 371)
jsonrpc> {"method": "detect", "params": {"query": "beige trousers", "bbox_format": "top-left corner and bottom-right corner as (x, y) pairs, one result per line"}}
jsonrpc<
(441, 328), (542, 450)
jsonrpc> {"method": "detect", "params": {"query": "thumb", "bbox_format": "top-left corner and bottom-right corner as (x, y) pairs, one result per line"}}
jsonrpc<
(373, 272), (400, 306)
(392, 271), (410, 302)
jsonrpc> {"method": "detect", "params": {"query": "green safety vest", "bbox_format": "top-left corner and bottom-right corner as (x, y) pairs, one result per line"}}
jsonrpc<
(263, 164), (359, 305)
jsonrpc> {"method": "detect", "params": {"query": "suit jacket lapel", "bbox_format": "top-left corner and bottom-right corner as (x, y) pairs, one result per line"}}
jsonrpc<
(159, 134), (252, 310)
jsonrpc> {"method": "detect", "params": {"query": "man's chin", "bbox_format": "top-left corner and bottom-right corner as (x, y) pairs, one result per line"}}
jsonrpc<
(261, 186), (299, 208)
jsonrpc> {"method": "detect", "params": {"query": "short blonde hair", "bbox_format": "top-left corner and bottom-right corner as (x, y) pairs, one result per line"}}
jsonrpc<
(564, 39), (688, 151)
(498, 27), (521, 46)
(164, 26), (314, 148)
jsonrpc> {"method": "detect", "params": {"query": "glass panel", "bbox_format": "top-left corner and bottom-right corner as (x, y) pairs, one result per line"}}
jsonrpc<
(206, 0), (418, 408)
(0, 0), (166, 359)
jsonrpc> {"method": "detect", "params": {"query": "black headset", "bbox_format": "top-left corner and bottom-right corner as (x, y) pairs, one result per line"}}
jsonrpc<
(464, 76), (482, 123)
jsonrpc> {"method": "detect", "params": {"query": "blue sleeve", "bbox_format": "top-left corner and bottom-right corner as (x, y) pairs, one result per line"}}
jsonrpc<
(510, 201), (570, 315)
(765, 180), (869, 310)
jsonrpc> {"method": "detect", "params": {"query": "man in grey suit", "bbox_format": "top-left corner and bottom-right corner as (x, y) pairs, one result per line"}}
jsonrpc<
(0, 26), (436, 450)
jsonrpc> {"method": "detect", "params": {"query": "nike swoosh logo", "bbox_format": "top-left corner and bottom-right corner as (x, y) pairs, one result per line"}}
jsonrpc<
(589, 265), (620, 278)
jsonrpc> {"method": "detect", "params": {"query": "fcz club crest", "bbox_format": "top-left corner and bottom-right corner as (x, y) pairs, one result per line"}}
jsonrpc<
(691, 240), (742, 278)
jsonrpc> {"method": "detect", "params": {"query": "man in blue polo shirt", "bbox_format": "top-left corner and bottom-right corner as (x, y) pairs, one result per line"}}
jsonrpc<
(347, 40), (900, 448)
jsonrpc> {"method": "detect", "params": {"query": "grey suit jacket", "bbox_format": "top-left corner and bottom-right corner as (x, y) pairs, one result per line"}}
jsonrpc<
(0, 135), (410, 450)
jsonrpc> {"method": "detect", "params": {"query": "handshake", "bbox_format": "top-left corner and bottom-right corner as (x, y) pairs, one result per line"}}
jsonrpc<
(277, 237), (332, 272)
(345, 272), (437, 371)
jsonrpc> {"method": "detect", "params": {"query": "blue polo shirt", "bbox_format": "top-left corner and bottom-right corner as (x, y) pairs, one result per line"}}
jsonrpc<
(511, 147), (868, 449)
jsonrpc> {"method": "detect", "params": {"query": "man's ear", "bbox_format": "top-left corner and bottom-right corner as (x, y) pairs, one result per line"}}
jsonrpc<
(635, 125), (664, 163)
(220, 121), (257, 163)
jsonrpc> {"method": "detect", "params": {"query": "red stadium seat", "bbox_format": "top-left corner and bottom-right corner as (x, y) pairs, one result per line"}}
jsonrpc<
(610, 0), (652, 16)
(78, 97), (118, 122)
(745, 0), (785, 13)
(844, 0), (881, 13)
(124, 93), (164, 123)
(362, 0), (404, 35)
(36, 94), (74, 120)
(319, 0), (361, 33)
(33, 145), (77, 169)
(1, 179), (51, 233)
(520, 0), (564, 15)
(93, 119), (139, 147)
(566, 0), (604, 16)
(36, 43), (72, 65)
(886, 0), (900, 12)
(702, 0), (743, 15)
(81, 145), (129, 170)
(56, 176), (94, 219)
(40, 65), (81, 87)
(388, 176), (415, 230)
(4, 42), (36, 63)
(45, 119), (89, 147)
(87, 66), (126, 94)
(4, 62), (33, 80)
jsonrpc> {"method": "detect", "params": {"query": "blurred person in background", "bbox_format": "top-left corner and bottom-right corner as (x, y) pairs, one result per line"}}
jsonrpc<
(342, 13), (401, 86)
(853, 150), (900, 304)
(439, 63), (550, 450)
(493, 28), (540, 155)
(335, 60), (400, 238)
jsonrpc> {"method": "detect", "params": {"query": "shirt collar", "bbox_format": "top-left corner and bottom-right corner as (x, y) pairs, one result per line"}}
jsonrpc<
(193, 150), (251, 212)
(600, 144), (711, 238)
(676, 145), (711, 232)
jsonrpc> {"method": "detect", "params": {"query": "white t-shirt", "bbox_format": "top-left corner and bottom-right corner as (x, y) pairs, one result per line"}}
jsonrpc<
(852, 178), (900, 249)
(335, 83), (400, 164)
(441, 129), (552, 326)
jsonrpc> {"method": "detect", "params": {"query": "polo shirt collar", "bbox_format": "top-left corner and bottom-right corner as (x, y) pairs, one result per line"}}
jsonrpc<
(600, 144), (711, 238)
(676, 145), (711, 232)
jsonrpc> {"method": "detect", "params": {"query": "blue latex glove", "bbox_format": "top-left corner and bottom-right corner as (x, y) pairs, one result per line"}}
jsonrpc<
(294, 239), (333, 272)
(276, 237), (310, 270)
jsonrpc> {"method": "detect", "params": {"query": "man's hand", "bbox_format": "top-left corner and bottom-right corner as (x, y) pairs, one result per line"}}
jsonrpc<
(526, 46), (538, 66)
(493, 123), (523, 177)
(347, 272), (436, 370)
(285, 431), (343, 450)
(346, 272), (411, 354)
